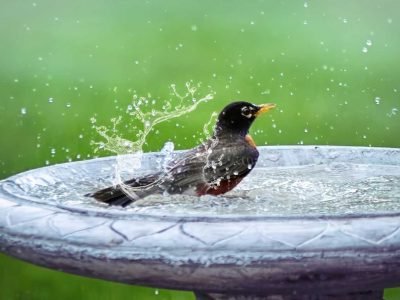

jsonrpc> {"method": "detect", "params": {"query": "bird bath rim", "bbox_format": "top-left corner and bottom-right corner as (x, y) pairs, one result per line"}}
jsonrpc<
(1, 145), (400, 221)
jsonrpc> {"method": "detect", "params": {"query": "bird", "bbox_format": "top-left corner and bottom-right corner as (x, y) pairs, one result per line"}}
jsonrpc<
(86, 101), (276, 207)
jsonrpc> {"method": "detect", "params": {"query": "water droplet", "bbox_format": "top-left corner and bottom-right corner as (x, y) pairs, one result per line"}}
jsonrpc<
(191, 25), (198, 31)
(21, 107), (27, 115)
(362, 47), (368, 53)
(387, 18), (393, 24)
(14, 78), (19, 83)
(366, 39), (372, 46)
(66, 103), (71, 108)
(304, 2), (308, 8)
(374, 96), (381, 105)
(51, 148), (56, 154)
(250, 21), (255, 25)
(48, 97), (54, 103)
(161, 141), (174, 154)
(233, 171), (239, 176)
(343, 18), (348, 24)
(134, 60), (139, 65)
(304, 128), (309, 133)
(387, 107), (398, 117)
(247, 164), (252, 170)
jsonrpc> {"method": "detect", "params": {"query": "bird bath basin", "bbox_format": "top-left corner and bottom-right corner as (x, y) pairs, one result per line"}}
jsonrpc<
(1, 145), (400, 299)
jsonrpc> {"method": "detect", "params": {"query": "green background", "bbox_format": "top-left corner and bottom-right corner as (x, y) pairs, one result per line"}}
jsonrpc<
(0, 0), (399, 299)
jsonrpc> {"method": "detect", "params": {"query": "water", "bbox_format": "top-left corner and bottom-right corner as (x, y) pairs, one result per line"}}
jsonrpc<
(91, 82), (214, 156)
(5, 160), (400, 217)
(90, 82), (215, 199)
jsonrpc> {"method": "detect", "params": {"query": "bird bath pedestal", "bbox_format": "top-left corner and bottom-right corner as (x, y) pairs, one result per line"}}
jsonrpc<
(1, 146), (400, 300)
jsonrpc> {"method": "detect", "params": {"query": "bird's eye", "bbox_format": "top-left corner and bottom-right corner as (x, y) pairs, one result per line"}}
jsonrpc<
(241, 106), (253, 118)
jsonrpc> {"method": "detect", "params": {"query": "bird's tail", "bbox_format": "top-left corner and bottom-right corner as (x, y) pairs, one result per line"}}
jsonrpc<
(86, 174), (162, 207)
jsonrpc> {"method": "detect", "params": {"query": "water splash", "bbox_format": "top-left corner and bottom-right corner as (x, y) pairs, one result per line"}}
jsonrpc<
(200, 111), (218, 144)
(160, 141), (174, 171)
(91, 82), (215, 199)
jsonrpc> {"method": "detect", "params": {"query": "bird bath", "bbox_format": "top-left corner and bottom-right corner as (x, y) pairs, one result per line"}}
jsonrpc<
(1, 145), (400, 300)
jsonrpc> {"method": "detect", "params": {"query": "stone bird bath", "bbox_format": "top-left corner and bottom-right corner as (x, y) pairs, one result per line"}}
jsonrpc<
(1, 146), (400, 299)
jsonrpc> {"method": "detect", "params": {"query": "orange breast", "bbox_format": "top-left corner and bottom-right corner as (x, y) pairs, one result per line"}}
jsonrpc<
(196, 177), (244, 196)
(245, 134), (257, 148)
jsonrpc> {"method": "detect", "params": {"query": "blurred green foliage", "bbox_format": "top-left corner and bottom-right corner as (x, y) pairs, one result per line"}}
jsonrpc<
(0, 254), (193, 300)
(0, 0), (399, 299)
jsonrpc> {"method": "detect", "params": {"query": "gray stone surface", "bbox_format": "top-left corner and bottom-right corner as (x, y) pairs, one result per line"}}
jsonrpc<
(0, 146), (399, 298)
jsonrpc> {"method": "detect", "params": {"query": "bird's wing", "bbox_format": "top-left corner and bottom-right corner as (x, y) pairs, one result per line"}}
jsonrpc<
(164, 139), (258, 190)
(203, 140), (259, 184)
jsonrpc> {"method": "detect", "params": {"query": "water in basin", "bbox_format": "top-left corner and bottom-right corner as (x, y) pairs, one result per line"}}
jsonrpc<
(5, 159), (400, 217)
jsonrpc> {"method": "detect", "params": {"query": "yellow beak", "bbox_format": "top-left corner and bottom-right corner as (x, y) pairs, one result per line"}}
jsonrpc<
(255, 103), (276, 117)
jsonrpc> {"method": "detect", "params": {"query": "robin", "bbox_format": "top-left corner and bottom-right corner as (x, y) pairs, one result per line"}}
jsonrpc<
(87, 101), (276, 207)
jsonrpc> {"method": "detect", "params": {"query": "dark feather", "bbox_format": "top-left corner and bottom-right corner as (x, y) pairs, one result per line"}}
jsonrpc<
(85, 173), (162, 207)
(162, 136), (259, 194)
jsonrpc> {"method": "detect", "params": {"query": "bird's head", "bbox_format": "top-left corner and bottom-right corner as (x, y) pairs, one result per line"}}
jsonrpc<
(214, 101), (276, 137)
